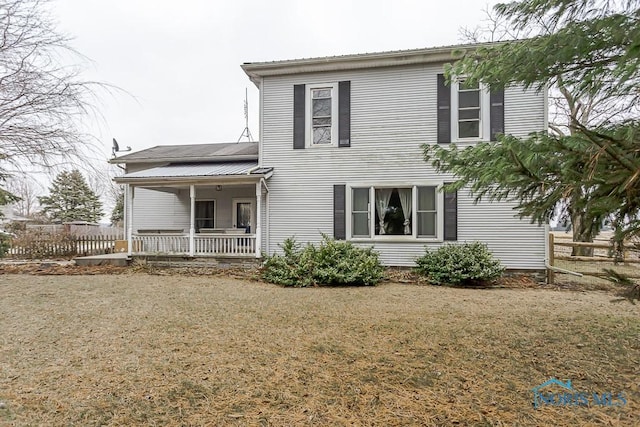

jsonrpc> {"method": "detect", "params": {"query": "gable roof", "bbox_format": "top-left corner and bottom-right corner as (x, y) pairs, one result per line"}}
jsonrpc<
(241, 42), (502, 86)
(109, 142), (258, 164)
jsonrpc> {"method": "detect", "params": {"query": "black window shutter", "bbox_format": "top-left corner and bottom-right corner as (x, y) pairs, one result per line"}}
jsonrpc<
(334, 185), (346, 240)
(338, 81), (351, 147)
(437, 74), (451, 144)
(443, 185), (457, 241)
(293, 84), (305, 149)
(490, 88), (504, 141)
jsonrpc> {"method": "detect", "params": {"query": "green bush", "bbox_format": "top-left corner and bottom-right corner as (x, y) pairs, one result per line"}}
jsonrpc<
(414, 242), (504, 286)
(261, 235), (384, 287)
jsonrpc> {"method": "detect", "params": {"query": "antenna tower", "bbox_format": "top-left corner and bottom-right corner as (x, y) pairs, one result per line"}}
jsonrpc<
(237, 88), (254, 142)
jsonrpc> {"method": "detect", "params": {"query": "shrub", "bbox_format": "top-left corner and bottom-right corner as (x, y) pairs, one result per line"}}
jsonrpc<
(414, 242), (504, 286)
(8, 229), (77, 259)
(261, 235), (384, 287)
(0, 234), (10, 258)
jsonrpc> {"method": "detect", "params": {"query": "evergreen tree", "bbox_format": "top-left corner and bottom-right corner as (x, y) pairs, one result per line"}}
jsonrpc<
(39, 170), (103, 223)
(425, 0), (640, 251)
(110, 188), (124, 226)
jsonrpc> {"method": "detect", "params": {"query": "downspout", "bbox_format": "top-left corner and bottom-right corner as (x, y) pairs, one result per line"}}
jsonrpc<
(545, 224), (583, 277)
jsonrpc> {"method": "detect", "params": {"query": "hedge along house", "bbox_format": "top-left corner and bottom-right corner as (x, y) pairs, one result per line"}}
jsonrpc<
(112, 42), (547, 272)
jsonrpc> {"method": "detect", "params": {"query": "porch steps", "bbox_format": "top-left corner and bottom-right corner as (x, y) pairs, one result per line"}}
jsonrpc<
(74, 253), (130, 267)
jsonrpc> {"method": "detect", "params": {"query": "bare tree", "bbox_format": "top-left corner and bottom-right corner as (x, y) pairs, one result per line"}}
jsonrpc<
(5, 174), (41, 216)
(0, 0), (106, 177)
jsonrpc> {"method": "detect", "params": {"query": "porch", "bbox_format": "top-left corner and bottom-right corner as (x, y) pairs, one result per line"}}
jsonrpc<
(114, 161), (272, 259)
(132, 229), (256, 257)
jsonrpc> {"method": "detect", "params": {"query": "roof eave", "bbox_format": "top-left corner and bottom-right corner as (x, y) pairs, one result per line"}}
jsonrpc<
(109, 154), (259, 165)
(240, 43), (495, 82)
(114, 171), (272, 185)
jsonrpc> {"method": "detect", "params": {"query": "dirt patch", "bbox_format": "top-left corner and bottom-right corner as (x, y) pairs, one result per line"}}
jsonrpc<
(0, 274), (638, 426)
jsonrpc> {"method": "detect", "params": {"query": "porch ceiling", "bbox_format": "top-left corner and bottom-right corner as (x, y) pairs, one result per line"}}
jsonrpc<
(115, 161), (273, 185)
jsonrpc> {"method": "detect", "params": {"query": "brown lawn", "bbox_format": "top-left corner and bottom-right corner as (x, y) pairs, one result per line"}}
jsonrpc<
(0, 273), (638, 426)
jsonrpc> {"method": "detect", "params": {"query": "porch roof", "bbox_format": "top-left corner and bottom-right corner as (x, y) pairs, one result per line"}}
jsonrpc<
(114, 161), (273, 184)
(110, 142), (258, 164)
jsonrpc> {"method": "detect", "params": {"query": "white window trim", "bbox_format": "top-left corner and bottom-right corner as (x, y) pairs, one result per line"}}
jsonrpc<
(451, 79), (491, 142)
(345, 182), (444, 242)
(305, 82), (339, 148)
(195, 199), (216, 231)
(232, 198), (255, 231)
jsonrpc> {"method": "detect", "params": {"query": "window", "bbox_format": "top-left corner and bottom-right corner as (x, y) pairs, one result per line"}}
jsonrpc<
(352, 188), (370, 237)
(306, 83), (338, 146)
(311, 88), (333, 144)
(232, 198), (255, 233)
(195, 200), (215, 232)
(417, 187), (437, 237)
(294, 81), (350, 149)
(349, 186), (439, 239)
(375, 188), (412, 236)
(457, 79), (481, 138)
(442, 76), (496, 142)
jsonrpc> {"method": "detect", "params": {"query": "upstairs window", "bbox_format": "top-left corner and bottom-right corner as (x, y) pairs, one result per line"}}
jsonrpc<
(437, 73), (503, 143)
(457, 79), (481, 138)
(306, 83), (338, 147)
(293, 81), (350, 149)
(311, 87), (333, 144)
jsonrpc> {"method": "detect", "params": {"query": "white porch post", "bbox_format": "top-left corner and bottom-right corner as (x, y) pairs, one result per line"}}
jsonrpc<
(127, 184), (134, 256)
(189, 184), (195, 256)
(255, 181), (262, 258)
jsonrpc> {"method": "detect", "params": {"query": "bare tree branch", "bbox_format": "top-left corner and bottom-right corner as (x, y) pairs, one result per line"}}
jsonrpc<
(0, 0), (116, 179)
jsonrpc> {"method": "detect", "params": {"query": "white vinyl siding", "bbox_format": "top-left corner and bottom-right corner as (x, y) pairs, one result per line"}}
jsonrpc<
(129, 185), (256, 232)
(260, 63), (547, 269)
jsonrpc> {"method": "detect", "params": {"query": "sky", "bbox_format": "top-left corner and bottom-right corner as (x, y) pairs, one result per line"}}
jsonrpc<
(52, 0), (500, 161)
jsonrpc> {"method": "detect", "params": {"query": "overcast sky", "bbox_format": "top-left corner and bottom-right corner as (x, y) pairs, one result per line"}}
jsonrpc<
(52, 0), (499, 161)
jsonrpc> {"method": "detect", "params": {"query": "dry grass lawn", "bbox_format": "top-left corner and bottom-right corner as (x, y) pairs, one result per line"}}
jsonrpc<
(1, 273), (639, 426)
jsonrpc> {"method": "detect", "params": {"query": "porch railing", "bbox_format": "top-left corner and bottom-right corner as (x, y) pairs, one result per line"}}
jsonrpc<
(132, 234), (256, 257)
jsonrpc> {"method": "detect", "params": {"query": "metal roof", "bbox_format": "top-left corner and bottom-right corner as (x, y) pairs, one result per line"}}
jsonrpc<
(111, 142), (259, 164)
(116, 161), (272, 182)
(242, 41), (497, 67)
(241, 41), (505, 86)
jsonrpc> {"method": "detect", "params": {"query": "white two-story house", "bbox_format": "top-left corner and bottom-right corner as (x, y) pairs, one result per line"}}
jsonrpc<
(113, 43), (546, 272)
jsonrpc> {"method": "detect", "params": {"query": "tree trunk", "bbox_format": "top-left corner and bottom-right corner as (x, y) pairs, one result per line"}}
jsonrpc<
(571, 212), (595, 256)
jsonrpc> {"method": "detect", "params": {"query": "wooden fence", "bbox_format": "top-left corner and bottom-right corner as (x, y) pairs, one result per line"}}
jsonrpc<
(548, 233), (640, 283)
(7, 234), (123, 259)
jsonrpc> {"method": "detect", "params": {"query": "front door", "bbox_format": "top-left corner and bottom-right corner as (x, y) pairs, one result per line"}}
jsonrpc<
(233, 199), (254, 233)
